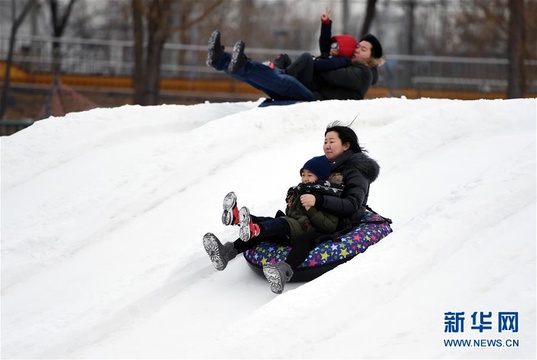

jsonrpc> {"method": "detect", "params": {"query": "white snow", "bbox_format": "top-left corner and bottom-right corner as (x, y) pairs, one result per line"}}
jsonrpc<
(1, 97), (535, 359)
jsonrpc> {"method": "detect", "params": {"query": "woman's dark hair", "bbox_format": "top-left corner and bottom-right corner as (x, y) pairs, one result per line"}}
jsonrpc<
(325, 121), (366, 153)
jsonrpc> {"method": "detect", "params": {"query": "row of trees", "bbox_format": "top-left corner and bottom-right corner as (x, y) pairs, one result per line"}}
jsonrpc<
(0, 0), (534, 118)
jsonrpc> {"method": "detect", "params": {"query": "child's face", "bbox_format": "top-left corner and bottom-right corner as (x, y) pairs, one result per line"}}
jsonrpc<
(301, 169), (318, 184)
(330, 42), (339, 56)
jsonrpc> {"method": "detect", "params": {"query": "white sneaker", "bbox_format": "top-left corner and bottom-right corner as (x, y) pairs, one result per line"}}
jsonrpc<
(238, 207), (260, 242)
(221, 192), (239, 226)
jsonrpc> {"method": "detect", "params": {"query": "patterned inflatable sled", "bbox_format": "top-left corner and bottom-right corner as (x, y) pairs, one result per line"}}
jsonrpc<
(243, 210), (393, 282)
(258, 99), (298, 107)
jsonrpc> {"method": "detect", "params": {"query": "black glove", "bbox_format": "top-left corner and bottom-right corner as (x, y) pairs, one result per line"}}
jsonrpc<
(286, 186), (299, 206)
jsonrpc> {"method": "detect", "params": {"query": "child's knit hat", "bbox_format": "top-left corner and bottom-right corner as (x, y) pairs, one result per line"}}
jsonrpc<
(301, 156), (331, 181)
(331, 35), (358, 58)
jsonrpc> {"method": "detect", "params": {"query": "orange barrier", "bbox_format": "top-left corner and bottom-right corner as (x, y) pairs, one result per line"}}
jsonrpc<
(1, 62), (262, 95)
(0, 61), (523, 100)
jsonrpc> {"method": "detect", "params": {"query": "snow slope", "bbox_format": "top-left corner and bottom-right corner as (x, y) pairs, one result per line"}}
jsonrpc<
(1, 97), (535, 359)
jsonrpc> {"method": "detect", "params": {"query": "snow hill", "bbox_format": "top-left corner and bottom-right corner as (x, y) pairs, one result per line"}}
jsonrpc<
(1, 97), (536, 359)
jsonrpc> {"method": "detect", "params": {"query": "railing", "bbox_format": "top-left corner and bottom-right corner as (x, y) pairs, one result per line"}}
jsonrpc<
(0, 119), (34, 136)
(384, 54), (537, 94)
(2, 35), (536, 95)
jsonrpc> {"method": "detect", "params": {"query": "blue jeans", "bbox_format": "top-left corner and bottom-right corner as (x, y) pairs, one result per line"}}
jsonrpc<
(213, 52), (314, 101)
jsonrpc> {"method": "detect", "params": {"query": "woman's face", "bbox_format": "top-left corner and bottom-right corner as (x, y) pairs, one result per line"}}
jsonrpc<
(324, 131), (350, 161)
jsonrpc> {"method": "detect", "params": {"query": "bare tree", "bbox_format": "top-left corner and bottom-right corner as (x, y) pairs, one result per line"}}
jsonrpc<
(507, 0), (526, 98)
(131, 0), (223, 106)
(342, 0), (350, 34)
(445, 0), (534, 96)
(0, 0), (38, 120)
(404, 0), (416, 55)
(452, 0), (509, 57)
(48, 0), (78, 79)
(360, 0), (378, 36)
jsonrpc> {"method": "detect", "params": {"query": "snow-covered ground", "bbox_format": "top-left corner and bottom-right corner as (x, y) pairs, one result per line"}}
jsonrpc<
(1, 97), (535, 359)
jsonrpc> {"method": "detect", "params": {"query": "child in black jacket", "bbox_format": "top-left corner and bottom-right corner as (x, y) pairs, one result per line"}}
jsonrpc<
(203, 155), (344, 294)
(282, 7), (356, 90)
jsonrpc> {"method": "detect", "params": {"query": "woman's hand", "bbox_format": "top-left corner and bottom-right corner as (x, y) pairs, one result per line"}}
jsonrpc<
(321, 7), (331, 22)
(300, 194), (316, 211)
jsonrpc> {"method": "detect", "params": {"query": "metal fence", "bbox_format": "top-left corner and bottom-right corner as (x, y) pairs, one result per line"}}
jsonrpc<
(2, 35), (537, 95)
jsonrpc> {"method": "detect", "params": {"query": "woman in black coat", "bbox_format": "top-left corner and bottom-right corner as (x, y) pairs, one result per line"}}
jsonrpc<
(263, 122), (381, 293)
(301, 122), (380, 228)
